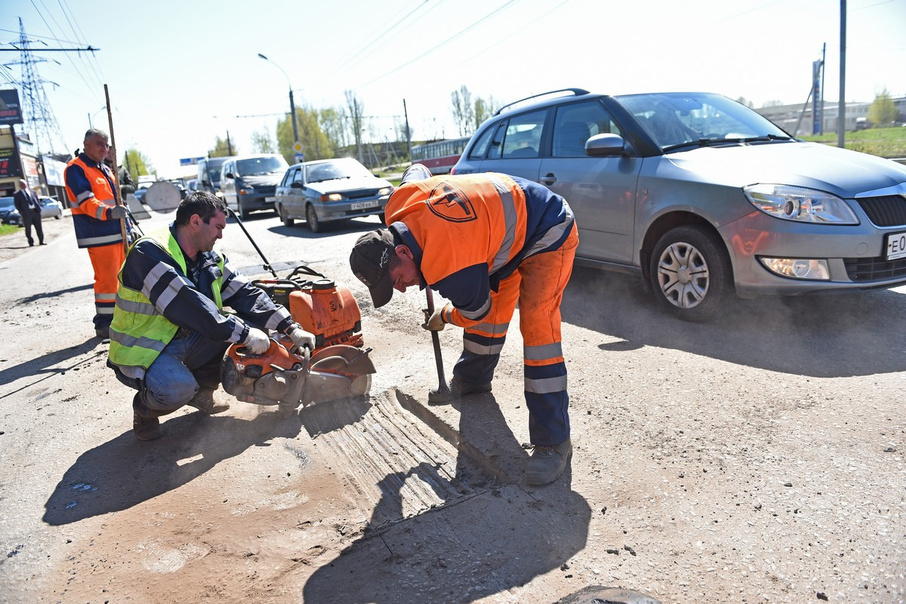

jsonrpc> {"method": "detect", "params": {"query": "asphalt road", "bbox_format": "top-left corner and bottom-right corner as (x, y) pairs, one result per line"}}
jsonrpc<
(0, 208), (904, 603)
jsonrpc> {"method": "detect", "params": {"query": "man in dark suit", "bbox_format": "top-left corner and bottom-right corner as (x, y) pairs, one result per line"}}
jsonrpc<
(13, 179), (44, 246)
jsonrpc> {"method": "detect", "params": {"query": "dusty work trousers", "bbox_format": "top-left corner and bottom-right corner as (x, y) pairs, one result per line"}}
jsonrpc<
(141, 331), (227, 413)
(453, 224), (579, 446)
(86, 243), (125, 331)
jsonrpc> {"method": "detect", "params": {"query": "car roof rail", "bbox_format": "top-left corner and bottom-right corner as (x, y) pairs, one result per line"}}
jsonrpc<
(494, 88), (591, 116)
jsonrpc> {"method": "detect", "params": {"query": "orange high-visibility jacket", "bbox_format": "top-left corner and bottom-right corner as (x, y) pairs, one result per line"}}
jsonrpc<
(386, 172), (574, 324)
(64, 154), (123, 248)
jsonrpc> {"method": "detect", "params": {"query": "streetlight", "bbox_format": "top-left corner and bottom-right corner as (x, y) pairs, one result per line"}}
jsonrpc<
(257, 53), (299, 155)
(88, 105), (106, 129)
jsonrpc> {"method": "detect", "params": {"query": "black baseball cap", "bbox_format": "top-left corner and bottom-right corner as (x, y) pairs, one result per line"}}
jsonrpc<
(350, 229), (396, 308)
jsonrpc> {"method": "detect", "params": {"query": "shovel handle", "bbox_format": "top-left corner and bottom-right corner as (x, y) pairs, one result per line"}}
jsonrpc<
(426, 286), (450, 394)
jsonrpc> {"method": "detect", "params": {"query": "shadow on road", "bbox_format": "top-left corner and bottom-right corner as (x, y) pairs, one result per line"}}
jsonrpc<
(303, 390), (591, 603)
(0, 337), (102, 390)
(561, 266), (906, 378)
(42, 411), (303, 526)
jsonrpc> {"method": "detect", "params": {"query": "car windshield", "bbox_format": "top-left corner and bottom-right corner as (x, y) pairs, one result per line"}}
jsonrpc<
(614, 92), (791, 152)
(236, 156), (288, 176)
(305, 158), (373, 183)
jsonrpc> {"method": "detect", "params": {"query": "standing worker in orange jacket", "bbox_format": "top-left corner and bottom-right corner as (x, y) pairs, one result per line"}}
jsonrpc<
(64, 129), (128, 340)
(350, 164), (578, 486)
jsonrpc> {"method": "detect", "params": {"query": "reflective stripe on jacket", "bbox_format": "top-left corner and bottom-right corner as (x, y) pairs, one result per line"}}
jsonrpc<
(64, 154), (123, 248)
(108, 229), (225, 380)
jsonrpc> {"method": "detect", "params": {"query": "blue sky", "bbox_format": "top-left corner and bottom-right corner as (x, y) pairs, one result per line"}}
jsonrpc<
(2, 0), (904, 178)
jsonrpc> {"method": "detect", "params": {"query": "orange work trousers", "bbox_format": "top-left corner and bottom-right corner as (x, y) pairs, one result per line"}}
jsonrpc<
(454, 224), (578, 445)
(86, 243), (125, 330)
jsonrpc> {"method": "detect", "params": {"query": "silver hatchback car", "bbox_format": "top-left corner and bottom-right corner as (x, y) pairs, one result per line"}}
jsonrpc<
(452, 89), (906, 320)
(274, 158), (393, 233)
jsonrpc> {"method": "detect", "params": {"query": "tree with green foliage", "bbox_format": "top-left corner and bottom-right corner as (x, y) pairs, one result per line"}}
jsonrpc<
(122, 148), (153, 177)
(869, 90), (898, 127)
(473, 96), (496, 131)
(276, 106), (334, 163)
(209, 135), (235, 157)
(251, 127), (275, 154)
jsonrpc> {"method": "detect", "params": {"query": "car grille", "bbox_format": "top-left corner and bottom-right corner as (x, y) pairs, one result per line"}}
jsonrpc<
(844, 257), (906, 282)
(856, 195), (906, 227)
(347, 189), (380, 200)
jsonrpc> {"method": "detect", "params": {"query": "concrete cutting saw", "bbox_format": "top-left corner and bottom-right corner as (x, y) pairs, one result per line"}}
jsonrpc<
(221, 336), (375, 414)
(220, 265), (375, 413)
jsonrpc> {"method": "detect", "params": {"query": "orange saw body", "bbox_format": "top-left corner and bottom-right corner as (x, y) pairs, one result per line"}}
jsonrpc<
(220, 265), (373, 413)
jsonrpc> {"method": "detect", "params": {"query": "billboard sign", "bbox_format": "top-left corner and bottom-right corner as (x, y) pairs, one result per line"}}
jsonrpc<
(0, 89), (24, 126)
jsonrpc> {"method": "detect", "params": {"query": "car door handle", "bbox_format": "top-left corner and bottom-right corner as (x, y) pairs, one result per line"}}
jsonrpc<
(541, 173), (557, 185)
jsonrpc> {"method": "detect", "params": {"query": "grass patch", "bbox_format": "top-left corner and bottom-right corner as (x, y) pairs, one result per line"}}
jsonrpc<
(0, 223), (21, 238)
(799, 127), (906, 158)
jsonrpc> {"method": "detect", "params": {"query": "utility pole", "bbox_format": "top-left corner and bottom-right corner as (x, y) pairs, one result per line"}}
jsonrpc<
(403, 99), (412, 162)
(13, 18), (68, 155)
(837, 0), (847, 148)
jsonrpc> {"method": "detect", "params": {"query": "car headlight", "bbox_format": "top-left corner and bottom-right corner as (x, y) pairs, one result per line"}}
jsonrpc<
(320, 193), (343, 202)
(378, 187), (391, 197)
(238, 186), (255, 195)
(744, 184), (859, 225)
(759, 257), (830, 280)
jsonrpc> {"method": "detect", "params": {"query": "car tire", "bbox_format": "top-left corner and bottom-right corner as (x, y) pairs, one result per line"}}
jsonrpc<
(239, 201), (249, 220)
(278, 204), (294, 227)
(649, 225), (731, 321)
(378, 212), (386, 225)
(306, 204), (321, 233)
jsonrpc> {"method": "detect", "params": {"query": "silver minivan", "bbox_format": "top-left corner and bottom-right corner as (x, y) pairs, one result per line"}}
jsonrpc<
(274, 158), (393, 232)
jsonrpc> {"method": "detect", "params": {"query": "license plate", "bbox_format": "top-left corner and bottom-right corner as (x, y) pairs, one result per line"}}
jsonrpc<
(350, 200), (378, 211)
(265, 196), (276, 203)
(886, 231), (906, 260)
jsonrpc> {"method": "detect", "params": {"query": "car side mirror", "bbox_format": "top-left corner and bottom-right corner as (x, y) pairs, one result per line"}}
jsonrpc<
(290, 181), (303, 189)
(585, 133), (626, 157)
(224, 172), (234, 179)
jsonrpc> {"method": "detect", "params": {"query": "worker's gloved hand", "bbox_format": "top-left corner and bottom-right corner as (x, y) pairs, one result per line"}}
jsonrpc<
(422, 305), (447, 332)
(287, 325), (316, 352)
(242, 327), (270, 354)
(107, 205), (128, 220)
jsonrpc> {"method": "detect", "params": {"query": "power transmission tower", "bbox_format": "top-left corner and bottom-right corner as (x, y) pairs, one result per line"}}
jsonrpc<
(10, 18), (68, 155)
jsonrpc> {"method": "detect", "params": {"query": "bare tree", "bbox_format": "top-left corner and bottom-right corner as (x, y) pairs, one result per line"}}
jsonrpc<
(451, 85), (475, 137)
(345, 90), (365, 163)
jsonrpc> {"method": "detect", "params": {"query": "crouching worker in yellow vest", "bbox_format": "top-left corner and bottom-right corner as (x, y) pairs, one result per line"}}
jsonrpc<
(108, 192), (316, 440)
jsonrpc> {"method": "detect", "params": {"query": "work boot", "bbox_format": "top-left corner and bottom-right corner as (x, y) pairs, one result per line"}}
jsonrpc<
(450, 375), (492, 397)
(525, 438), (572, 486)
(95, 325), (110, 342)
(186, 388), (230, 415)
(132, 393), (163, 441)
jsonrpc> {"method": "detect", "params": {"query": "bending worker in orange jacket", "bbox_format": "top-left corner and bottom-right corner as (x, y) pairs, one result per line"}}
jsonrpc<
(64, 129), (128, 340)
(350, 164), (578, 486)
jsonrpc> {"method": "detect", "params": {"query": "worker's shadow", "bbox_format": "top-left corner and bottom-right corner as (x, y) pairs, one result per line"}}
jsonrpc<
(303, 389), (592, 603)
(42, 409), (303, 526)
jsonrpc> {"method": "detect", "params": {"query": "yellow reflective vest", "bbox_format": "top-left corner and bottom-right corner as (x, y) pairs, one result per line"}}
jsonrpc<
(108, 229), (224, 380)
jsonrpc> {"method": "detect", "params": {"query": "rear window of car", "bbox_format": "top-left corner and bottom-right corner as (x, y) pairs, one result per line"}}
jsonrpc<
(467, 109), (548, 161)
